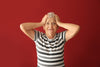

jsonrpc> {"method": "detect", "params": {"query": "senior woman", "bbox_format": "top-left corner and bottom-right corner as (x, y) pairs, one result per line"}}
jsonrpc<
(20, 12), (80, 67)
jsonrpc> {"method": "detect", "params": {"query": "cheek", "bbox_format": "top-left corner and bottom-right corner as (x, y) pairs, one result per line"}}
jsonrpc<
(53, 26), (58, 30)
(43, 26), (48, 30)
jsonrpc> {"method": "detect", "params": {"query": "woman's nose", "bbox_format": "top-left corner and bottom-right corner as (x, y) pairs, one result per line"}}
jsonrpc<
(49, 23), (53, 28)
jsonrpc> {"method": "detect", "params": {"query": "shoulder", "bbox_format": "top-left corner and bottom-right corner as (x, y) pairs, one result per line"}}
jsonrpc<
(57, 30), (67, 41)
(34, 30), (44, 41)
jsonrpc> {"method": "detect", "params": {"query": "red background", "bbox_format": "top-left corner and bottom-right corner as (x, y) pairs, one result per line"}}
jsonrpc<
(0, 0), (100, 67)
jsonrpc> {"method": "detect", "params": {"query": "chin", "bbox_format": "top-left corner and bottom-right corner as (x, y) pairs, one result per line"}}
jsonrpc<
(48, 32), (53, 35)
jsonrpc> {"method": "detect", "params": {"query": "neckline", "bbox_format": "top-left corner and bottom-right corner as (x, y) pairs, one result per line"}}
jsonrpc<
(45, 34), (57, 41)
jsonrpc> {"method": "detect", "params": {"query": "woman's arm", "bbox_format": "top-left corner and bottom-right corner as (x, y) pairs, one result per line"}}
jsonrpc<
(20, 14), (47, 30)
(55, 15), (80, 41)
(20, 15), (48, 40)
(20, 22), (44, 31)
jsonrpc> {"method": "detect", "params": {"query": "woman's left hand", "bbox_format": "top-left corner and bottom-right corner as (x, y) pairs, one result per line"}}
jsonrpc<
(54, 14), (61, 26)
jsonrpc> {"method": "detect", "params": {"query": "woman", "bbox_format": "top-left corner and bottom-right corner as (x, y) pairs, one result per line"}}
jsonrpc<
(20, 12), (80, 67)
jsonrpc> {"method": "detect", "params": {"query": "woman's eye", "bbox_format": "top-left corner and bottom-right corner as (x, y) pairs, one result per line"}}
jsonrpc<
(46, 22), (49, 25)
(52, 23), (56, 25)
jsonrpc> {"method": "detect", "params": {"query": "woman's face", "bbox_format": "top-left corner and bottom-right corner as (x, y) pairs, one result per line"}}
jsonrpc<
(43, 17), (58, 37)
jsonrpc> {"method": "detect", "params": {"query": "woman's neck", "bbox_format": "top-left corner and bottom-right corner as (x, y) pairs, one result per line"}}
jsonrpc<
(46, 33), (56, 39)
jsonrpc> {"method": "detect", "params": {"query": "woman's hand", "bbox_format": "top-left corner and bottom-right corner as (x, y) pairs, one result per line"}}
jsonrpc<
(41, 14), (48, 25)
(54, 14), (61, 26)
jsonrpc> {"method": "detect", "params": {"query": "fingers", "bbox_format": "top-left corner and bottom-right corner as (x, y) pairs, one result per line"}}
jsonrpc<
(44, 14), (48, 23)
(41, 13), (60, 24)
(41, 14), (48, 24)
(54, 14), (60, 22)
(44, 14), (48, 19)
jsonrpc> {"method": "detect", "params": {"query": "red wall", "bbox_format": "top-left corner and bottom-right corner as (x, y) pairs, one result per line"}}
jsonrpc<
(0, 0), (100, 67)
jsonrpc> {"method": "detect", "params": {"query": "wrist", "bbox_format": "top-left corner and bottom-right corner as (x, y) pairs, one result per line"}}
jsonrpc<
(40, 22), (45, 25)
(57, 21), (61, 26)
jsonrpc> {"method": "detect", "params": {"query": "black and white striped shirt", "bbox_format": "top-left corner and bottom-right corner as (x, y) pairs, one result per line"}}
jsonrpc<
(34, 30), (67, 67)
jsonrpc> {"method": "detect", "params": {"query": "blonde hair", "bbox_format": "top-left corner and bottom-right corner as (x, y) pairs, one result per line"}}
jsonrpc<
(47, 12), (55, 18)
(47, 12), (60, 21)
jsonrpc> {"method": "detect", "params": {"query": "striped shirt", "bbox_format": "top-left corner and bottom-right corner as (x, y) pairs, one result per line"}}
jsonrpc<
(34, 30), (67, 67)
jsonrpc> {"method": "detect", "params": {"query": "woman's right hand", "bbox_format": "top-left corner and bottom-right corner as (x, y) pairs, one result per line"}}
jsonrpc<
(41, 14), (48, 24)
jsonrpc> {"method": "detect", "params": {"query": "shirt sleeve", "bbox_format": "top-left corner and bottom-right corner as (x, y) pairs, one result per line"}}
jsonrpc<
(33, 30), (40, 41)
(59, 30), (67, 42)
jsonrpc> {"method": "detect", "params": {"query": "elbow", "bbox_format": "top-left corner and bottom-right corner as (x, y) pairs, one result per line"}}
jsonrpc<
(20, 23), (25, 30)
(76, 25), (80, 32)
(77, 25), (80, 30)
(75, 24), (80, 29)
(20, 24), (23, 29)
